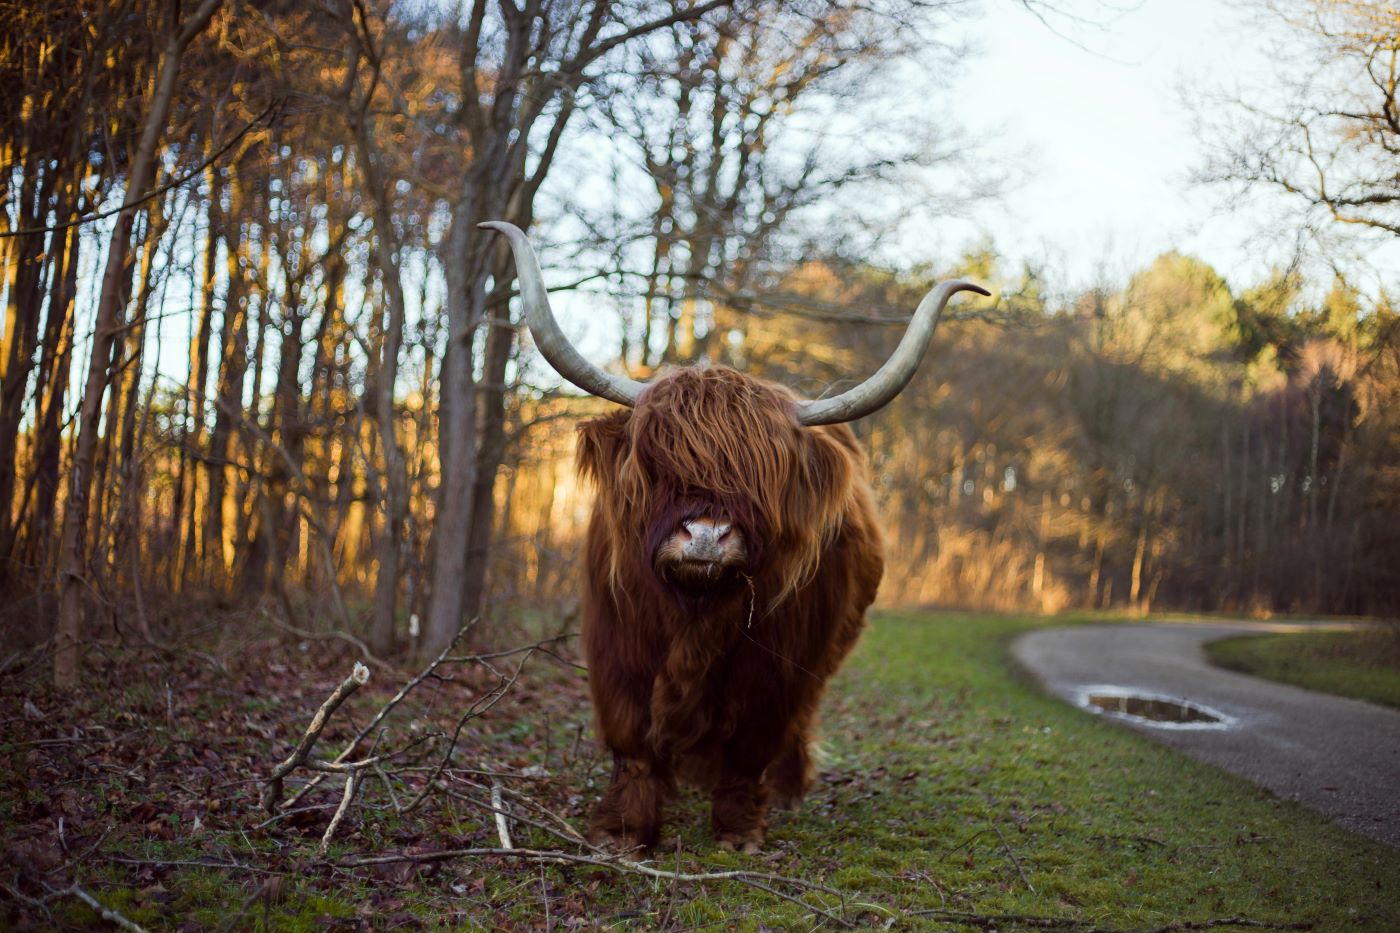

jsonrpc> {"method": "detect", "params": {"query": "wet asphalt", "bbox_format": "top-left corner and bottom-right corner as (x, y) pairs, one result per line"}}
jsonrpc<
(1010, 621), (1400, 849)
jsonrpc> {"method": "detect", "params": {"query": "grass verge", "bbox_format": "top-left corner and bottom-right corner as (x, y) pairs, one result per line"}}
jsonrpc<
(1204, 627), (1400, 710)
(3, 611), (1396, 930)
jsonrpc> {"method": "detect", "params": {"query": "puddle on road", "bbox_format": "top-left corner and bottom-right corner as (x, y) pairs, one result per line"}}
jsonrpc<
(1087, 693), (1219, 723)
(1075, 686), (1234, 730)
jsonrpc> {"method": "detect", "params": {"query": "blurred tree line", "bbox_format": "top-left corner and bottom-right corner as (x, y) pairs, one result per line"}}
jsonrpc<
(1, 0), (1396, 687)
(764, 252), (1400, 617)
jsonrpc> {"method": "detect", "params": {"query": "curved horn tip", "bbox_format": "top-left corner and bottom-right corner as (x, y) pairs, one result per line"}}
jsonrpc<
(958, 280), (992, 297)
(477, 220), (519, 235)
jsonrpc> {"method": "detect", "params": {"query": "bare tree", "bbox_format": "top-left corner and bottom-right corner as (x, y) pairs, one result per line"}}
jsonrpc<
(586, 0), (972, 374)
(418, 0), (733, 657)
(332, 0), (414, 655)
(1198, 2), (1400, 251)
(54, 0), (225, 688)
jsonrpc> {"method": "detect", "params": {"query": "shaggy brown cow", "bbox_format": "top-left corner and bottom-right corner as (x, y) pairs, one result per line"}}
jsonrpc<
(481, 221), (987, 853)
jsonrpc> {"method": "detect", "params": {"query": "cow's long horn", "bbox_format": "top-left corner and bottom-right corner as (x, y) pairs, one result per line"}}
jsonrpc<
(793, 279), (990, 426)
(479, 221), (645, 407)
(481, 220), (988, 422)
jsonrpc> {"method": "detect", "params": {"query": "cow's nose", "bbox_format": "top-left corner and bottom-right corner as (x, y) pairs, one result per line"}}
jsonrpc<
(681, 519), (734, 561)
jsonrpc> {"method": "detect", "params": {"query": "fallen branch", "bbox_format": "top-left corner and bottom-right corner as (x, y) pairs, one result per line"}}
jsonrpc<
(252, 803), (340, 830)
(101, 856), (285, 876)
(402, 647), (537, 814)
(943, 828), (993, 858)
(440, 785), (598, 853)
(335, 847), (854, 928)
(464, 779), (594, 848)
(319, 770), (360, 857)
(994, 824), (1036, 894)
(1137, 920), (1312, 933)
(257, 625), (569, 863)
(259, 608), (397, 675)
(281, 621), (476, 812)
(491, 780), (514, 849)
(261, 662), (370, 815)
(63, 886), (149, 933)
(0, 880), (54, 925)
(910, 908), (1312, 932)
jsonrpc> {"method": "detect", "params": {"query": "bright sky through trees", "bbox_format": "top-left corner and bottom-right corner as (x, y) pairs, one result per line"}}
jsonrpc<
(946, 0), (1398, 294)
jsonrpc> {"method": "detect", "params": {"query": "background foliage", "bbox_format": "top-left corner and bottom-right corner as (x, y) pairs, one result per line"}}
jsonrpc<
(2, 0), (1398, 681)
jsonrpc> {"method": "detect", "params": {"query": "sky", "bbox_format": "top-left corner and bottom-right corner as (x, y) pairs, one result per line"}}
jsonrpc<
(932, 0), (1397, 298)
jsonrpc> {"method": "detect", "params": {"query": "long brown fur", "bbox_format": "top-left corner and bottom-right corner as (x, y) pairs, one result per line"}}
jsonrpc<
(576, 366), (884, 851)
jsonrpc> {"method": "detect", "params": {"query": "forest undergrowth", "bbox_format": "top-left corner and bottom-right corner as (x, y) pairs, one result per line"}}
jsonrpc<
(2, 608), (1396, 931)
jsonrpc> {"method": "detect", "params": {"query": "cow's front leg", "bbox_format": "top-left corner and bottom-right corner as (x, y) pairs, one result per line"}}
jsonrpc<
(767, 727), (815, 812)
(590, 752), (667, 853)
(711, 772), (768, 853)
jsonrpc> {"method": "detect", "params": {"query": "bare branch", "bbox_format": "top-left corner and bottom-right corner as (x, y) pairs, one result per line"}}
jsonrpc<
(261, 662), (370, 814)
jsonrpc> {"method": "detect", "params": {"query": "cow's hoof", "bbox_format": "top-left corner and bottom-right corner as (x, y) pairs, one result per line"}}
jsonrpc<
(770, 792), (803, 812)
(589, 830), (650, 859)
(716, 830), (764, 854)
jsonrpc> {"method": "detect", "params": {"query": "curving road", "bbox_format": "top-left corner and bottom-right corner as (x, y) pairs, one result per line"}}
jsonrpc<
(1011, 621), (1400, 849)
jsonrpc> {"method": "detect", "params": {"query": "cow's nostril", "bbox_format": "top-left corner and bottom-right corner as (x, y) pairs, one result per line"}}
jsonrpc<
(716, 524), (733, 544)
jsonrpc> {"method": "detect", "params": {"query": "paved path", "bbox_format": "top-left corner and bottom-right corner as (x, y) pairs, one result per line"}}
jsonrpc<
(1010, 621), (1400, 849)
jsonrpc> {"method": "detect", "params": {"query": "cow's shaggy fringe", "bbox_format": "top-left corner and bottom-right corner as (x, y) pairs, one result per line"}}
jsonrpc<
(579, 366), (861, 609)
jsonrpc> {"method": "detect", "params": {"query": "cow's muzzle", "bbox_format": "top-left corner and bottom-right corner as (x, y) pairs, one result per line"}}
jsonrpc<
(654, 516), (748, 592)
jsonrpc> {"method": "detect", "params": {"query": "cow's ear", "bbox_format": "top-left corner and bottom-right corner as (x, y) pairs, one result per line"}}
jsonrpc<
(796, 423), (859, 525)
(577, 410), (631, 484)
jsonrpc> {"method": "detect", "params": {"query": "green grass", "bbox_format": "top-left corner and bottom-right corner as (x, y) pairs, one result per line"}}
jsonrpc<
(1205, 627), (1400, 710)
(780, 612), (1399, 930)
(19, 613), (1400, 931)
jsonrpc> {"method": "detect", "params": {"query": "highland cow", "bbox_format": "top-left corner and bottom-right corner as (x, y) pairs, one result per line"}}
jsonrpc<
(481, 221), (987, 853)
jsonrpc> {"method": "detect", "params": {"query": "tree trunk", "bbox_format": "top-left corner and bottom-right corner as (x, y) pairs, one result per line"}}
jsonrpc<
(459, 267), (517, 624)
(20, 187), (80, 576)
(421, 210), (486, 657)
(350, 102), (411, 655)
(233, 220), (273, 592)
(1129, 505), (1149, 611)
(262, 277), (309, 613)
(1032, 489), (1050, 607)
(206, 167), (250, 586)
(109, 201), (163, 601)
(1088, 531), (1104, 609)
(178, 166), (223, 587)
(0, 165), (52, 578)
